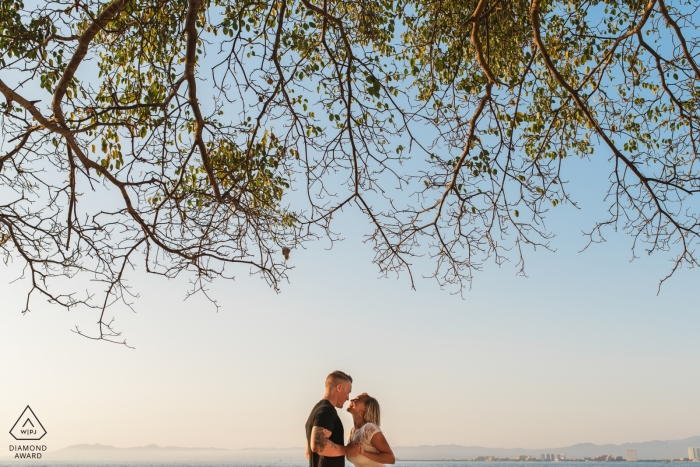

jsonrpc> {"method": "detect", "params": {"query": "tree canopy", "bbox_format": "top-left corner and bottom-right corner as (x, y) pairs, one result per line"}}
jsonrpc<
(1, 0), (700, 344)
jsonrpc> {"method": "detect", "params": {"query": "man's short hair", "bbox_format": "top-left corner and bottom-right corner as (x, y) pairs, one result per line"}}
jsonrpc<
(325, 370), (353, 388)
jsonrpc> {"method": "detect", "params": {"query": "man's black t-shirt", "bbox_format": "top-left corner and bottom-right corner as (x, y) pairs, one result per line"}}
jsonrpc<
(305, 399), (345, 467)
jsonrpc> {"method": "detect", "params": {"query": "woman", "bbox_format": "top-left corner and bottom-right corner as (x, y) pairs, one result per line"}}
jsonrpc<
(346, 393), (395, 467)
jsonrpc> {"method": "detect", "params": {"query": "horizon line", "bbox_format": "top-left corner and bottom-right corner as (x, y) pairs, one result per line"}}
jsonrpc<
(54, 436), (700, 453)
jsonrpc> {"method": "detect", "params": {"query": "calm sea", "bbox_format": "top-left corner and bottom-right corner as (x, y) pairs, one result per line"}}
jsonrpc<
(0, 462), (680, 467)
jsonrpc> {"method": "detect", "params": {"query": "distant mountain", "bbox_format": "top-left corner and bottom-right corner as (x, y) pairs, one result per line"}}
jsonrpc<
(393, 436), (700, 460)
(51, 436), (700, 461)
(238, 447), (303, 451)
(59, 443), (229, 452)
(60, 444), (120, 451)
(49, 443), (297, 462)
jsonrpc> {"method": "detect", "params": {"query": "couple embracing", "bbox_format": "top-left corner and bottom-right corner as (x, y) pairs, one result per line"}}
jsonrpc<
(305, 371), (396, 467)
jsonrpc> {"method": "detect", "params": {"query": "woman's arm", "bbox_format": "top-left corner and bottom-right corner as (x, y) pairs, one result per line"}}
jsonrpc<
(361, 432), (395, 464)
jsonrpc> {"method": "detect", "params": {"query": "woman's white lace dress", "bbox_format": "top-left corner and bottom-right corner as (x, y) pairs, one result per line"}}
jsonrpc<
(346, 423), (384, 467)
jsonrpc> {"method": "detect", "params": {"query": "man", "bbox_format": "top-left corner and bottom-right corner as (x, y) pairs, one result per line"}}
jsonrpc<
(306, 371), (361, 467)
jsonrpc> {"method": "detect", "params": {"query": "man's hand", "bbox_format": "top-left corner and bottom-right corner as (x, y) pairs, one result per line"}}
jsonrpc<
(345, 442), (362, 457)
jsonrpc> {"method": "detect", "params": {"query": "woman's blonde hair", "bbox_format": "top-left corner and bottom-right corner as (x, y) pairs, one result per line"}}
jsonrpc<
(360, 393), (381, 426)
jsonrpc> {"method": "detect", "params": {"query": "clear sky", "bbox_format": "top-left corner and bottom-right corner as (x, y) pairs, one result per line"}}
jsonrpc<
(2, 2), (700, 452)
(1, 151), (700, 453)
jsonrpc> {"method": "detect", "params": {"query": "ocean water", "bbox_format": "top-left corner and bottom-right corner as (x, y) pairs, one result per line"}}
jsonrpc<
(0, 462), (681, 467)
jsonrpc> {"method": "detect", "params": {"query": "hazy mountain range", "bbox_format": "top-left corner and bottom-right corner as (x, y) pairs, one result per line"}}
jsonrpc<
(59, 443), (229, 452)
(390, 436), (700, 460)
(30, 436), (700, 461)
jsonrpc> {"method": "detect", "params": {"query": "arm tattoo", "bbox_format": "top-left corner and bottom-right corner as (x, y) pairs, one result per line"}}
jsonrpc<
(314, 428), (328, 452)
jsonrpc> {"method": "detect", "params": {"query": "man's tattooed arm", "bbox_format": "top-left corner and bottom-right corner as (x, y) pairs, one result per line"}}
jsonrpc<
(314, 427), (330, 452)
(310, 427), (345, 456)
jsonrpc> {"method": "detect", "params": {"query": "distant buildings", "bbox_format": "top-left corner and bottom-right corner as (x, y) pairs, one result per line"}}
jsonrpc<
(689, 447), (700, 461)
(536, 453), (566, 461)
(466, 449), (700, 462)
(593, 455), (624, 461)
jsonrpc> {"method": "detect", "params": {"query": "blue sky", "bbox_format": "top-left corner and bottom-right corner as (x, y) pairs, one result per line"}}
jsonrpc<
(2, 0), (700, 455)
(1, 151), (700, 452)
